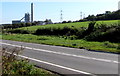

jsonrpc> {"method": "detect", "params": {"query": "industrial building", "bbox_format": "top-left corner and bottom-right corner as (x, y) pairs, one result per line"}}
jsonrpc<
(25, 13), (30, 23)
(36, 19), (53, 25)
(12, 13), (30, 24)
(12, 3), (53, 25)
(12, 3), (33, 24)
(12, 20), (21, 24)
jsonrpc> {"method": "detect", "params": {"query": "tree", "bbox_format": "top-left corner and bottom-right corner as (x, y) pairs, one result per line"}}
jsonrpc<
(86, 15), (96, 21)
(62, 21), (67, 23)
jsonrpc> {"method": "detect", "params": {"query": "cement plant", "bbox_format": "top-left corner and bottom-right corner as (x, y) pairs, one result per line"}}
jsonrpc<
(12, 3), (53, 25)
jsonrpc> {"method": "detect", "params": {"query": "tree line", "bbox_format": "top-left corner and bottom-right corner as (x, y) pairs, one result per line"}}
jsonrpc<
(1, 23), (36, 29)
(62, 10), (120, 23)
(84, 10), (120, 21)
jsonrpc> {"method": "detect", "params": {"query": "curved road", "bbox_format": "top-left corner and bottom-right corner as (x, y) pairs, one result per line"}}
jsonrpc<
(1, 40), (119, 76)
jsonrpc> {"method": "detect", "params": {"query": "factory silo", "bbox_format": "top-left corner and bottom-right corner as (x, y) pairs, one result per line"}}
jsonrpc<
(25, 13), (30, 23)
(31, 3), (33, 23)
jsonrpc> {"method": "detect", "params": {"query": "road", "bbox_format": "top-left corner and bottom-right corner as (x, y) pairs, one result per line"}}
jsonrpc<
(0, 40), (119, 76)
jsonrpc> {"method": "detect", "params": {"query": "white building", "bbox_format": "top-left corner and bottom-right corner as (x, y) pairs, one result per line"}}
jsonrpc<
(37, 21), (45, 25)
(44, 19), (53, 24)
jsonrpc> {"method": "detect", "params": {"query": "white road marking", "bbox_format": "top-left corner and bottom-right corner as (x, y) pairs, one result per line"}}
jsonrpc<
(2, 40), (118, 56)
(1, 42), (119, 64)
(24, 42), (117, 56)
(6, 52), (92, 75)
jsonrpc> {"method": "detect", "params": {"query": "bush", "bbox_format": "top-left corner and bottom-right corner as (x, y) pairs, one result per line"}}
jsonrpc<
(68, 35), (78, 40)
(34, 26), (78, 36)
(85, 23), (120, 43)
(76, 21), (96, 39)
(103, 41), (117, 48)
(8, 29), (30, 34)
(34, 26), (88, 40)
(117, 44), (120, 50)
(2, 47), (53, 75)
(84, 31), (104, 41)
(87, 21), (96, 32)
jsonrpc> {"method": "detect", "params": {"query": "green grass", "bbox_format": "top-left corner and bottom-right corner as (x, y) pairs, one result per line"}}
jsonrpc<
(2, 34), (120, 53)
(2, 20), (120, 53)
(18, 20), (119, 33)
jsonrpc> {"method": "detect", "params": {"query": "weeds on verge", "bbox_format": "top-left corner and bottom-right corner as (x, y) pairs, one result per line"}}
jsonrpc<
(2, 47), (54, 75)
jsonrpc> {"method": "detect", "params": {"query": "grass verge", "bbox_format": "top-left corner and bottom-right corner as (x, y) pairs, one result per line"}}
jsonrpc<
(2, 34), (120, 54)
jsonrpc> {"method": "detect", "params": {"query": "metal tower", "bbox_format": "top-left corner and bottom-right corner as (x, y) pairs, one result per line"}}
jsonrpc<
(80, 12), (82, 20)
(83, 13), (85, 19)
(60, 10), (63, 22)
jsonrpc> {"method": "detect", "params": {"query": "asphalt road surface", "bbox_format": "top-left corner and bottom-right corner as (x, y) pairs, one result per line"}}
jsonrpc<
(0, 40), (119, 76)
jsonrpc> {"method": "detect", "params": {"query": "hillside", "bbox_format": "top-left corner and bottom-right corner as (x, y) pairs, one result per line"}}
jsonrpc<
(2, 20), (120, 53)
(15, 20), (119, 33)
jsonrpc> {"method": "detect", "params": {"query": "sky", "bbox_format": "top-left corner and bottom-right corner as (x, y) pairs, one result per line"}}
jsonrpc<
(0, 0), (120, 24)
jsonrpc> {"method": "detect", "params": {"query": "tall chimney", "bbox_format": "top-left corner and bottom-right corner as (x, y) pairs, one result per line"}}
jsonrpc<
(31, 3), (33, 23)
(118, 1), (120, 10)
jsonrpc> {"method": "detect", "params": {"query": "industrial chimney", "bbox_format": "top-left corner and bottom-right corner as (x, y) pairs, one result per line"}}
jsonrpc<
(31, 3), (33, 23)
(118, 1), (120, 10)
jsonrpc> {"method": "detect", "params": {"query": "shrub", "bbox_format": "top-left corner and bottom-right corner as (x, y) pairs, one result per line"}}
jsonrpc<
(117, 44), (120, 50)
(85, 23), (120, 43)
(72, 43), (77, 46)
(76, 29), (86, 39)
(87, 21), (96, 32)
(77, 21), (96, 39)
(68, 35), (78, 40)
(34, 26), (78, 36)
(103, 41), (117, 48)
(2, 47), (53, 75)
(8, 29), (30, 34)
(2, 47), (23, 74)
(95, 23), (109, 32)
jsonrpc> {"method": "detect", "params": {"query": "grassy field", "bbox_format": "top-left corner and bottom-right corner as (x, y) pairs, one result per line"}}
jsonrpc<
(2, 34), (120, 53)
(2, 20), (120, 53)
(18, 20), (119, 33)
